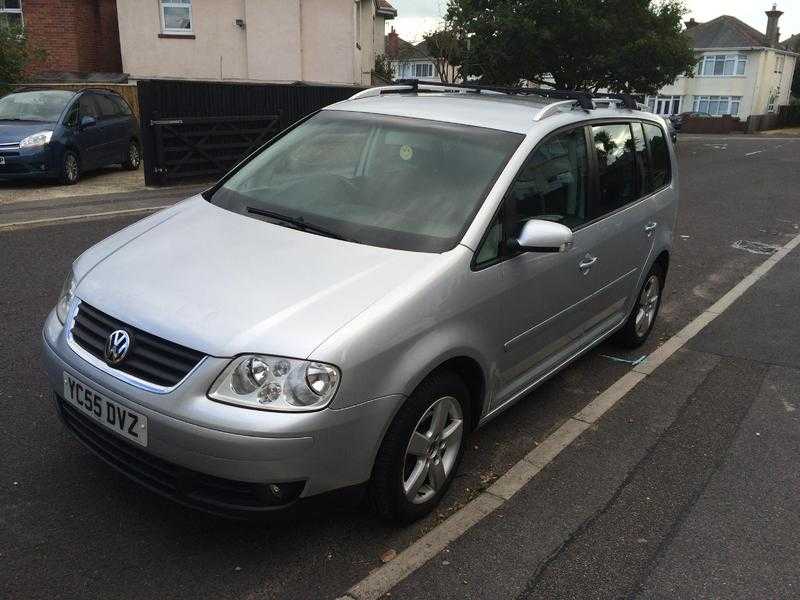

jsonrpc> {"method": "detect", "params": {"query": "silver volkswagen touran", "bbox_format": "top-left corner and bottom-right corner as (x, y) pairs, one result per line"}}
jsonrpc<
(42, 83), (677, 522)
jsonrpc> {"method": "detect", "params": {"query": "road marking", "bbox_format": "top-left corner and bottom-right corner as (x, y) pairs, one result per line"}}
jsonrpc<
(0, 205), (172, 231)
(745, 150), (765, 156)
(338, 229), (800, 600)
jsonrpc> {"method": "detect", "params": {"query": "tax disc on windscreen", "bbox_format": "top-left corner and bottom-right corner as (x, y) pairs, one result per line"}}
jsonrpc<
(400, 144), (414, 161)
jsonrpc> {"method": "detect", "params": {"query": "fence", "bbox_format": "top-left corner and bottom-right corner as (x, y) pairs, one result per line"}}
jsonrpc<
(681, 115), (744, 134)
(778, 104), (800, 127)
(136, 79), (364, 185)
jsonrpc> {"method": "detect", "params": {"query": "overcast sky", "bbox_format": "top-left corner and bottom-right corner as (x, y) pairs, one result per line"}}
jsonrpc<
(387, 1), (800, 43)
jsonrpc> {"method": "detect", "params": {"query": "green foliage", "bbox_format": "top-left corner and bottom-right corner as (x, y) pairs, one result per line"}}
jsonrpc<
(446, 0), (697, 93)
(0, 21), (40, 94)
(374, 53), (395, 83)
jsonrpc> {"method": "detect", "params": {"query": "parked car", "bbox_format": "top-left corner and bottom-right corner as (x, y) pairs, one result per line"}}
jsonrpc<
(42, 84), (678, 522)
(669, 111), (712, 132)
(0, 89), (140, 184)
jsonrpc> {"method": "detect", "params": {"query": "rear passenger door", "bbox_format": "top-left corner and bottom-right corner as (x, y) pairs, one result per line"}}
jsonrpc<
(93, 93), (129, 164)
(572, 121), (664, 338)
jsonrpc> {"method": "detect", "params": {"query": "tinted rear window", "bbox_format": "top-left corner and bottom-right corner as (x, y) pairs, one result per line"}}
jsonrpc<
(644, 123), (670, 190)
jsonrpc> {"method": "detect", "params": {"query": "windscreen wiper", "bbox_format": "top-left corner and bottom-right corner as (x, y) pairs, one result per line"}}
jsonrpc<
(246, 206), (356, 243)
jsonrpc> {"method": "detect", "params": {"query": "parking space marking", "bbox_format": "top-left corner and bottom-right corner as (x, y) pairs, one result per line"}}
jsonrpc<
(0, 205), (172, 231)
(338, 229), (800, 600)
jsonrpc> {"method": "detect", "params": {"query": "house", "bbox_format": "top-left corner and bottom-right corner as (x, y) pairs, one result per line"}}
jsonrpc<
(385, 28), (459, 83)
(646, 6), (798, 120)
(115, 0), (396, 86)
(1, 0), (122, 80)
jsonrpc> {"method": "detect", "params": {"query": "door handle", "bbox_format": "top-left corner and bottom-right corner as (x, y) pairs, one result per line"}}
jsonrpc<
(579, 255), (598, 274)
(645, 222), (658, 235)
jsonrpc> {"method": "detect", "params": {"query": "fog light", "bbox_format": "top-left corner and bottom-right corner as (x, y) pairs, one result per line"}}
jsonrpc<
(268, 484), (282, 499)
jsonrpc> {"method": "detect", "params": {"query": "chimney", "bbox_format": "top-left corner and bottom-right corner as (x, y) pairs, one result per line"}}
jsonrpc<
(684, 18), (699, 30)
(765, 4), (783, 47)
(387, 27), (399, 59)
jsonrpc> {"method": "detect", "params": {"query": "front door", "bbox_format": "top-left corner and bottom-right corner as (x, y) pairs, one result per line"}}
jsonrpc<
(76, 94), (104, 169)
(494, 125), (597, 407)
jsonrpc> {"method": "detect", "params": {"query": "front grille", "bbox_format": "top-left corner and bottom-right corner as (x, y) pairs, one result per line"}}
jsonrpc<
(71, 302), (205, 388)
(57, 396), (304, 515)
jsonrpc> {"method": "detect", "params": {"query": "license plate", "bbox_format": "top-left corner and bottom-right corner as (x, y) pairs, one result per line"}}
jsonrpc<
(0, 157), (5, 165)
(63, 373), (148, 446)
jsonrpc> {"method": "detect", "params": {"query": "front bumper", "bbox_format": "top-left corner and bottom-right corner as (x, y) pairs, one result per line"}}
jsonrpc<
(42, 308), (403, 514)
(0, 146), (55, 180)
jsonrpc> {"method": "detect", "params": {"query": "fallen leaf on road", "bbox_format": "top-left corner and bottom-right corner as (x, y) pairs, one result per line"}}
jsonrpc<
(380, 549), (397, 563)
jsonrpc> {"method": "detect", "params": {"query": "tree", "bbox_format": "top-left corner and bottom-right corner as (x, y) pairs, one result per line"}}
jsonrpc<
(374, 53), (394, 83)
(422, 27), (465, 83)
(446, 0), (696, 94)
(0, 21), (40, 95)
(791, 40), (800, 99)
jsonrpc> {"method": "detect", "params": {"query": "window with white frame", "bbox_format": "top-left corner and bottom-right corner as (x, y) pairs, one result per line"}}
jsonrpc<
(692, 95), (742, 116)
(0, 0), (23, 27)
(696, 54), (747, 77)
(646, 95), (682, 116)
(160, 0), (192, 33)
(413, 63), (434, 78)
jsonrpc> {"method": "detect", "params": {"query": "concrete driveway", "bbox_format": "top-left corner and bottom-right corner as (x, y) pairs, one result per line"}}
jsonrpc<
(0, 167), (146, 205)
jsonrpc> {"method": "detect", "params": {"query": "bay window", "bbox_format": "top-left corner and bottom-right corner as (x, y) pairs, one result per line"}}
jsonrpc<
(696, 54), (747, 77)
(692, 96), (742, 116)
(413, 63), (434, 78)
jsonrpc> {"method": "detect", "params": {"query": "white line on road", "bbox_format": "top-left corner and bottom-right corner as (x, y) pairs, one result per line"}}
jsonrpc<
(338, 229), (800, 600)
(0, 205), (173, 231)
(745, 150), (765, 156)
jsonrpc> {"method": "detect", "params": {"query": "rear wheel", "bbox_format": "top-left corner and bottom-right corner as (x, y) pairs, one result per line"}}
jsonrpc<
(123, 139), (141, 170)
(614, 262), (664, 348)
(370, 371), (469, 523)
(59, 151), (80, 185)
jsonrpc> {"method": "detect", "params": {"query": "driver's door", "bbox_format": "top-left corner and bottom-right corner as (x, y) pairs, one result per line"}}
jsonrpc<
(493, 125), (597, 407)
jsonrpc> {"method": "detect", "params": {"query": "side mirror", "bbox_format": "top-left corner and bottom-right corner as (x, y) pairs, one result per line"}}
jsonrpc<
(512, 219), (573, 253)
(80, 115), (97, 130)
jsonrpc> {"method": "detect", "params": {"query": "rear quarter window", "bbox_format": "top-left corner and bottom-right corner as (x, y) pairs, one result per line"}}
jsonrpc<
(644, 123), (670, 190)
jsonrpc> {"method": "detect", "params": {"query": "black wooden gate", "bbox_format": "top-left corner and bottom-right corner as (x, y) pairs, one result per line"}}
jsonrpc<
(137, 79), (364, 186)
(148, 114), (283, 184)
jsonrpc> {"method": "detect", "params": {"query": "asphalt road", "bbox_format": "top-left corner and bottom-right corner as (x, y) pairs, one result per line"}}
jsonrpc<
(1, 135), (798, 600)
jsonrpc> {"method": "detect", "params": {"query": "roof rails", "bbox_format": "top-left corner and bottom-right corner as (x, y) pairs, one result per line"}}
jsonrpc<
(349, 79), (639, 114)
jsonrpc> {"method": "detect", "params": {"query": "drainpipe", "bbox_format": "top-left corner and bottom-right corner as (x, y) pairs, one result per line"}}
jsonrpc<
(298, 0), (304, 82)
(242, 0), (249, 80)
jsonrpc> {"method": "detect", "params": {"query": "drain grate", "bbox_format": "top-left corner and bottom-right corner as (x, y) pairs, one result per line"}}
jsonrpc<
(732, 240), (780, 255)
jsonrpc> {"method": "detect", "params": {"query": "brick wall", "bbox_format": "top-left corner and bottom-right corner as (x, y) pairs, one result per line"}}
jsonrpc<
(23, 0), (122, 78)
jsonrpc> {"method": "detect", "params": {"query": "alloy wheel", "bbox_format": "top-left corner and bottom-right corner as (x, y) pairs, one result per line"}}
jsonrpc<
(634, 274), (660, 337)
(129, 142), (140, 167)
(402, 395), (464, 504)
(65, 154), (79, 183)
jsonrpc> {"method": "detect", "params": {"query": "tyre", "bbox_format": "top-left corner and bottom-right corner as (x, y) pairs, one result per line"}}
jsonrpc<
(59, 151), (80, 185)
(123, 139), (141, 170)
(614, 262), (665, 348)
(370, 370), (470, 523)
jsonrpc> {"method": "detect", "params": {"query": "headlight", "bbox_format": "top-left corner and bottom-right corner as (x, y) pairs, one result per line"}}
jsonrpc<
(209, 355), (341, 412)
(19, 131), (53, 149)
(56, 269), (76, 324)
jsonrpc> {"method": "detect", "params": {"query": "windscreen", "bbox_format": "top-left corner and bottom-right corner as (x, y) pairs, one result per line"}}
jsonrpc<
(0, 91), (74, 122)
(210, 110), (523, 253)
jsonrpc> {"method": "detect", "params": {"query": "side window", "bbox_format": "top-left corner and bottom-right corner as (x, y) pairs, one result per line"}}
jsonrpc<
(112, 96), (132, 116)
(63, 102), (79, 129)
(79, 95), (99, 120)
(94, 94), (119, 119)
(590, 123), (637, 219)
(644, 123), (670, 190)
(505, 127), (590, 234)
(475, 214), (503, 267)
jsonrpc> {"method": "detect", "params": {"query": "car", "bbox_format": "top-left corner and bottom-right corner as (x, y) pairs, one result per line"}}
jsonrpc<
(41, 82), (678, 522)
(0, 89), (140, 184)
(668, 111), (712, 132)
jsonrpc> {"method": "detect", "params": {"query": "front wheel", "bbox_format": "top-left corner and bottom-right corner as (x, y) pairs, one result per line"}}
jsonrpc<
(614, 263), (664, 348)
(370, 371), (469, 523)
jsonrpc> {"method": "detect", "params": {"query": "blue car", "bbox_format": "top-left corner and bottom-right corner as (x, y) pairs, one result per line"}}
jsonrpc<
(0, 89), (140, 185)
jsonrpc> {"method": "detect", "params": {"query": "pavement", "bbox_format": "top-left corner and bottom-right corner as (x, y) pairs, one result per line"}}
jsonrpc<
(1, 135), (799, 599)
(0, 167), (149, 205)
